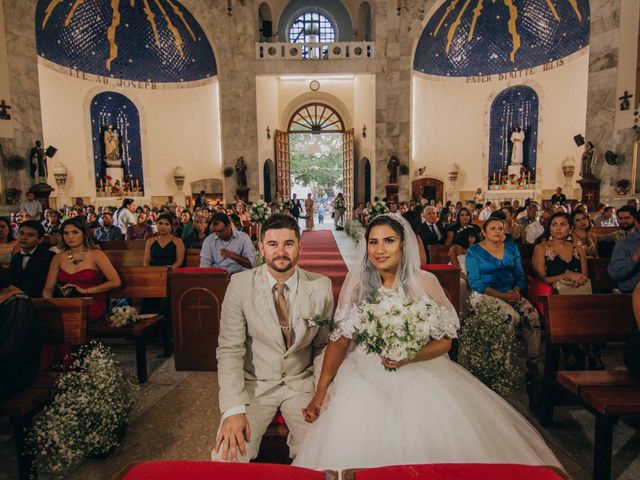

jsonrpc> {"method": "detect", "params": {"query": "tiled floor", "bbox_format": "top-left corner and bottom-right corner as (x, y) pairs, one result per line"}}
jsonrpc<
(1, 228), (639, 479)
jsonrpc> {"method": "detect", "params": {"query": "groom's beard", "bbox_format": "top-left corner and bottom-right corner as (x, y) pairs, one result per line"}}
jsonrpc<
(267, 255), (297, 273)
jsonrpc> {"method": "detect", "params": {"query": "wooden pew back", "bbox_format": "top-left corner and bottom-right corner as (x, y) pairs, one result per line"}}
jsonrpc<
(104, 249), (144, 267)
(427, 244), (450, 264)
(100, 240), (147, 250)
(185, 249), (201, 267)
(110, 266), (169, 299)
(32, 297), (91, 345)
(542, 294), (634, 344)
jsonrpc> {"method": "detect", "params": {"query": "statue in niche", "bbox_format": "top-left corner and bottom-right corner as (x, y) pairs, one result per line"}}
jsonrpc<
(510, 125), (525, 166)
(387, 153), (400, 184)
(30, 140), (47, 182)
(104, 124), (123, 167)
(236, 156), (248, 187)
(581, 142), (598, 179)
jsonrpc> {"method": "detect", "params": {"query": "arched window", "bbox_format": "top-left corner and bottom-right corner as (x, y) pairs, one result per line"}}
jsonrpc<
(288, 103), (345, 133)
(488, 86), (539, 184)
(90, 92), (143, 191)
(289, 12), (336, 44)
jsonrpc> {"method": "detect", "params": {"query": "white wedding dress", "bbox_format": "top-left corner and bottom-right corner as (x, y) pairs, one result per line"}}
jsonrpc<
(293, 214), (561, 471)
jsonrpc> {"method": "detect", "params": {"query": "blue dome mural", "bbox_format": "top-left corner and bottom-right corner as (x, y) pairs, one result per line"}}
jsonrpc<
(36, 0), (217, 83)
(414, 0), (590, 77)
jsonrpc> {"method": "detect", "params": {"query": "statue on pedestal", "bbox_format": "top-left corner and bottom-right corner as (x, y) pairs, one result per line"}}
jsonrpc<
(236, 156), (248, 187)
(510, 125), (525, 166)
(387, 153), (400, 184)
(104, 124), (122, 168)
(30, 140), (47, 182)
(580, 142), (598, 179)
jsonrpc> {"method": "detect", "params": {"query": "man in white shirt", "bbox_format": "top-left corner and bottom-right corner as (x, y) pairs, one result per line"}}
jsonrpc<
(115, 198), (137, 230)
(595, 206), (619, 227)
(20, 192), (43, 221)
(525, 208), (552, 244)
(478, 201), (495, 221)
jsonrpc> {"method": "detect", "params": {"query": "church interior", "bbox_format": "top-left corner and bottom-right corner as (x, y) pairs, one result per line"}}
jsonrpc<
(1, 0), (640, 479)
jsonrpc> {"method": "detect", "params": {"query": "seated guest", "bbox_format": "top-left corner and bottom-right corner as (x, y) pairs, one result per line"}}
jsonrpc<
(532, 212), (598, 369)
(626, 282), (640, 377)
(525, 208), (552, 244)
(607, 208), (640, 293)
(44, 218), (121, 321)
(183, 215), (208, 249)
(10, 220), (55, 298)
(600, 205), (636, 242)
(143, 214), (185, 268)
(200, 212), (255, 273)
(517, 203), (539, 229)
(86, 211), (100, 229)
(236, 203), (250, 223)
(402, 210), (427, 265)
(550, 186), (566, 205)
(127, 211), (153, 241)
(229, 213), (244, 232)
(0, 266), (41, 402)
(0, 216), (16, 252)
(502, 205), (524, 243)
(437, 208), (453, 231)
(44, 209), (62, 236)
(178, 211), (193, 239)
(418, 206), (445, 259)
(466, 217), (542, 383)
(478, 201), (494, 221)
(571, 209), (598, 258)
(94, 211), (123, 242)
(20, 191), (43, 221)
(449, 228), (480, 316)
(444, 207), (481, 245)
(594, 206), (618, 227)
(115, 198), (137, 231)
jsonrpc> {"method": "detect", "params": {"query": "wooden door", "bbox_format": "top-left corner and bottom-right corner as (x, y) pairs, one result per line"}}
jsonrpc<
(275, 130), (291, 199)
(343, 129), (354, 219)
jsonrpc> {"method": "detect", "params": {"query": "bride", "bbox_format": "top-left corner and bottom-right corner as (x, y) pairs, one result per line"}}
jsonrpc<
(293, 214), (562, 471)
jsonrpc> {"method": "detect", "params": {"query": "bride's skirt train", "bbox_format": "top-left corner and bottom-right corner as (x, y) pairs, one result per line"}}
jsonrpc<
(293, 351), (562, 471)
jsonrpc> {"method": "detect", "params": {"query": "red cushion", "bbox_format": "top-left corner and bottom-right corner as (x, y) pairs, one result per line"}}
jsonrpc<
(273, 414), (286, 424)
(173, 267), (227, 274)
(120, 461), (325, 480)
(526, 275), (553, 316)
(421, 264), (458, 271)
(354, 464), (565, 480)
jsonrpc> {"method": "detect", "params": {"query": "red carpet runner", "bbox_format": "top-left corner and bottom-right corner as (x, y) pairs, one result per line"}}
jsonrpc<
(298, 230), (349, 303)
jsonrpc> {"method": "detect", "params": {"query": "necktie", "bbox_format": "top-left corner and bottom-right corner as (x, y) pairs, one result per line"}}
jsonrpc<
(274, 283), (293, 349)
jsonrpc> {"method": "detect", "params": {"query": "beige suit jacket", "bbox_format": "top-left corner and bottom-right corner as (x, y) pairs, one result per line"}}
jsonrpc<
(217, 264), (334, 413)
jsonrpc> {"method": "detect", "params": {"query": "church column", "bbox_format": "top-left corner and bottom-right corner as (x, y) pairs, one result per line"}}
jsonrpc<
(1, 0), (44, 203)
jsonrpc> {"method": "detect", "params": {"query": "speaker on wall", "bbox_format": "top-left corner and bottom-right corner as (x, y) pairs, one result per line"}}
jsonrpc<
(45, 146), (57, 158)
(605, 150), (618, 165)
(573, 134), (585, 147)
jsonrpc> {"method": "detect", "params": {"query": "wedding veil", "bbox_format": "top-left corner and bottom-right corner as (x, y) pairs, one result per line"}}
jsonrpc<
(336, 213), (459, 327)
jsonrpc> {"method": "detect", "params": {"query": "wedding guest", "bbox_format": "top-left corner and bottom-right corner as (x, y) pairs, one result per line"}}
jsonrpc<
(607, 209), (640, 293)
(200, 212), (255, 273)
(44, 209), (62, 236)
(20, 191), (43, 221)
(449, 228), (480, 316)
(10, 221), (55, 298)
(550, 187), (566, 205)
(305, 194), (315, 231)
(478, 201), (495, 221)
(143, 214), (185, 268)
(86, 211), (100, 229)
(291, 193), (303, 225)
(237, 203), (250, 223)
(402, 210), (427, 265)
(0, 216), (15, 246)
(184, 215), (208, 249)
(127, 211), (153, 241)
(517, 203), (539, 229)
(437, 208), (453, 232)
(0, 266), (41, 402)
(115, 198), (137, 231)
(195, 190), (207, 209)
(525, 208), (552, 244)
(94, 211), (123, 242)
(571, 209), (598, 258)
(444, 207), (481, 245)
(317, 205), (325, 224)
(626, 282), (640, 377)
(466, 217), (541, 387)
(43, 218), (121, 321)
(594, 206), (619, 227)
(418, 206), (445, 260)
(473, 187), (485, 204)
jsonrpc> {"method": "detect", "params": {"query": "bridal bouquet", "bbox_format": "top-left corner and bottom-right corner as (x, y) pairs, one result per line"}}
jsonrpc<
(250, 200), (271, 223)
(348, 289), (457, 371)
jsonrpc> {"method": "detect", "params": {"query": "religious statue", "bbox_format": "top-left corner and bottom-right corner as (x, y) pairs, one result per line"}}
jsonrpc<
(30, 140), (47, 182)
(510, 125), (525, 166)
(236, 156), (248, 187)
(387, 153), (400, 184)
(581, 142), (598, 179)
(104, 124), (122, 167)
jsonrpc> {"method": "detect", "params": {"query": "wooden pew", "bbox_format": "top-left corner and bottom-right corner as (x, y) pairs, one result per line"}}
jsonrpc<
(427, 244), (450, 264)
(169, 268), (230, 371)
(100, 239), (147, 250)
(538, 294), (639, 480)
(88, 266), (170, 383)
(185, 249), (201, 267)
(104, 249), (144, 267)
(0, 297), (90, 480)
(421, 264), (460, 315)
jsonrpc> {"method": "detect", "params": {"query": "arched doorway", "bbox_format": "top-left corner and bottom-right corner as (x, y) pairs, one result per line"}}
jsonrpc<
(275, 102), (354, 221)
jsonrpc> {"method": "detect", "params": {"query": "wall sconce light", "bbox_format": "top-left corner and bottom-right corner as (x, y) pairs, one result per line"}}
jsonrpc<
(266, 126), (271, 139)
(362, 125), (367, 138)
(227, 0), (233, 16)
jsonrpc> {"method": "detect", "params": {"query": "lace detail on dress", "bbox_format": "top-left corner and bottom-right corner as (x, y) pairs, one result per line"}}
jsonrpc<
(330, 303), (357, 341)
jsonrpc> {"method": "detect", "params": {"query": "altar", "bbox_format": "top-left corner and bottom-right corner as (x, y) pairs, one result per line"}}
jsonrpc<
(93, 195), (150, 208)
(485, 189), (537, 204)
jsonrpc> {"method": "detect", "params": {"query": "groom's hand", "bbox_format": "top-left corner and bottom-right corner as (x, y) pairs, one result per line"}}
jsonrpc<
(215, 414), (251, 461)
(302, 391), (326, 423)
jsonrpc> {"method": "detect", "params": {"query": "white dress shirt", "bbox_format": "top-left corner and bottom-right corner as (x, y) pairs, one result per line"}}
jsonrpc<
(525, 221), (544, 244)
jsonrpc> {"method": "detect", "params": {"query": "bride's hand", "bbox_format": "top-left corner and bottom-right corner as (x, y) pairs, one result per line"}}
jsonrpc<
(381, 357), (409, 369)
(302, 390), (326, 423)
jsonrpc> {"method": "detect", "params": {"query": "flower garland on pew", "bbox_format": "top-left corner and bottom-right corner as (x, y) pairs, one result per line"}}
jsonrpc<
(344, 218), (365, 243)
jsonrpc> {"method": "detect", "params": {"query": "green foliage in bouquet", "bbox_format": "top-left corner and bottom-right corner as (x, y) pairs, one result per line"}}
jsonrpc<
(250, 200), (271, 223)
(369, 201), (389, 219)
(459, 297), (522, 396)
(29, 342), (139, 473)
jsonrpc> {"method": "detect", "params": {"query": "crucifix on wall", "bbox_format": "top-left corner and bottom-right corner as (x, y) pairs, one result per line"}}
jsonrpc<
(620, 91), (633, 111)
(0, 100), (11, 120)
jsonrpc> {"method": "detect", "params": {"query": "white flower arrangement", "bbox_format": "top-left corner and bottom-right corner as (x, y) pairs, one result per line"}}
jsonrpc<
(369, 201), (389, 219)
(109, 305), (139, 328)
(339, 288), (458, 371)
(28, 342), (139, 474)
(333, 196), (345, 209)
(459, 293), (523, 396)
(250, 200), (272, 224)
(344, 219), (365, 243)
(282, 199), (295, 211)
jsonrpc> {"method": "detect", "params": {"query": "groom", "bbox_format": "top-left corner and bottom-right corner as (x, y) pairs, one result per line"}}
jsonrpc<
(212, 214), (334, 462)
